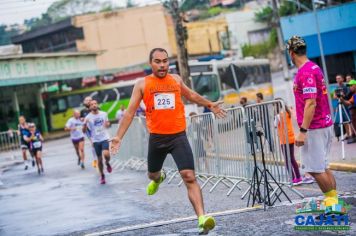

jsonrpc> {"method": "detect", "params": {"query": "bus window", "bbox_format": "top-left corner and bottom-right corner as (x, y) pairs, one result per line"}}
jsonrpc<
(262, 65), (271, 83)
(50, 97), (67, 114)
(191, 74), (220, 102)
(119, 85), (134, 99)
(238, 65), (272, 88)
(58, 98), (67, 111)
(67, 94), (82, 108)
(50, 99), (59, 114)
(91, 91), (102, 102)
(190, 64), (213, 74)
(102, 88), (118, 102)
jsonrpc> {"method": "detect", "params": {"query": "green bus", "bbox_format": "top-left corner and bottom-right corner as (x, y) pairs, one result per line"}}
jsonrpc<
(45, 80), (137, 130)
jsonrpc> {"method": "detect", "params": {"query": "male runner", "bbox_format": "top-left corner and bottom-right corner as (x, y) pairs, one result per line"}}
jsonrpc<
(286, 36), (336, 207)
(80, 96), (98, 168)
(17, 116), (34, 170)
(65, 110), (85, 169)
(83, 100), (112, 184)
(80, 96), (92, 119)
(110, 48), (226, 234)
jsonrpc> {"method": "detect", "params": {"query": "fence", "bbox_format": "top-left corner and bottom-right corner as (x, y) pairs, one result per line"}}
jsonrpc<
(109, 118), (148, 171)
(0, 130), (22, 161)
(109, 100), (304, 201)
(0, 130), (21, 152)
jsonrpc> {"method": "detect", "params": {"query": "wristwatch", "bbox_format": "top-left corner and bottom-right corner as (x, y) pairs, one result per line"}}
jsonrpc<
(300, 127), (308, 133)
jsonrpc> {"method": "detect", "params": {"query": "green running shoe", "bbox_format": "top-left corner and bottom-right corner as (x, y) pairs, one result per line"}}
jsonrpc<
(198, 215), (216, 235)
(146, 171), (166, 195)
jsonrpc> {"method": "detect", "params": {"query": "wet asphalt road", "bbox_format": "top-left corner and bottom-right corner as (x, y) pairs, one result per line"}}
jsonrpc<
(0, 138), (356, 236)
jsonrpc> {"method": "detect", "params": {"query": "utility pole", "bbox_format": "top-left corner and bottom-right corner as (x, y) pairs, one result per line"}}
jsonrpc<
(165, 0), (191, 87)
(271, 0), (290, 81)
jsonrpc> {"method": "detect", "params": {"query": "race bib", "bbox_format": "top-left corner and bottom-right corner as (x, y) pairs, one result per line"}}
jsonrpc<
(33, 141), (42, 148)
(95, 127), (104, 136)
(154, 93), (175, 110)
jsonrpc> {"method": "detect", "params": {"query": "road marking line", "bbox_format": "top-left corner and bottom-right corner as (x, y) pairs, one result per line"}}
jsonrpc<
(85, 206), (262, 236)
(293, 186), (320, 192)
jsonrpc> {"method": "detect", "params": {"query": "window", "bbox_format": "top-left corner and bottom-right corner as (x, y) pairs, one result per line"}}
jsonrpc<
(192, 74), (220, 102)
(190, 64), (213, 74)
(51, 97), (67, 114)
(238, 65), (271, 88)
(118, 85), (134, 100)
(67, 94), (82, 108)
(102, 88), (118, 102)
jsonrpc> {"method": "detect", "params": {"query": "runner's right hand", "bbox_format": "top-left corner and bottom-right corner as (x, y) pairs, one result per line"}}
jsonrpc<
(110, 137), (122, 154)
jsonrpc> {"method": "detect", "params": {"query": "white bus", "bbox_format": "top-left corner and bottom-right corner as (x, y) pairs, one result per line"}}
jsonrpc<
(172, 58), (273, 106)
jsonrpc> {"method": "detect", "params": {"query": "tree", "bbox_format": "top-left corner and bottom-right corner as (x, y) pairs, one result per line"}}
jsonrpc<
(24, 13), (54, 31)
(126, 0), (135, 8)
(254, 6), (273, 26)
(0, 25), (21, 46)
(46, 0), (113, 22)
(180, 0), (210, 12)
(278, 1), (298, 17)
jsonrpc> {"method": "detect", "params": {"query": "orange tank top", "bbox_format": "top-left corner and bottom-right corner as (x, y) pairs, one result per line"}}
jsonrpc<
(143, 74), (186, 134)
(277, 111), (295, 144)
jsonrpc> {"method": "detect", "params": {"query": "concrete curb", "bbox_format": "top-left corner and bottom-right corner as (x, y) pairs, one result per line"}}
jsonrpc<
(296, 160), (356, 173)
(329, 162), (356, 172)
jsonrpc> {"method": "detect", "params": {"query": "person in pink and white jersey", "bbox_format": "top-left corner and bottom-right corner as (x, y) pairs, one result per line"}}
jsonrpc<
(286, 36), (337, 208)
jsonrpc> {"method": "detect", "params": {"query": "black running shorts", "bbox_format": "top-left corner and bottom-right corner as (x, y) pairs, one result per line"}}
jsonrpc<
(31, 147), (42, 156)
(93, 140), (109, 157)
(147, 131), (195, 173)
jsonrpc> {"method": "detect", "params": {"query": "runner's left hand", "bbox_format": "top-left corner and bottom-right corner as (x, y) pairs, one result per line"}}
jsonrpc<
(295, 132), (306, 147)
(110, 136), (122, 154)
(209, 101), (227, 119)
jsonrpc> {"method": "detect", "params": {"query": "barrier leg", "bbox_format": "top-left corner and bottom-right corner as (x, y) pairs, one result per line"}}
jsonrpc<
(227, 179), (244, 196)
(209, 177), (224, 193)
(200, 176), (215, 190)
(167, 171), (180, 184)
(241, 185), (251, 200)
(287, 185), (305, 198)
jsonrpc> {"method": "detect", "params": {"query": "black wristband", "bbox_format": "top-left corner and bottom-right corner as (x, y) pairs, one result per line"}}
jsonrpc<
(300, 127), (308, 133)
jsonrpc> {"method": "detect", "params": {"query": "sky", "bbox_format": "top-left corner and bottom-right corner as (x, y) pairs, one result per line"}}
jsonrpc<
(0, 0), (162, 25)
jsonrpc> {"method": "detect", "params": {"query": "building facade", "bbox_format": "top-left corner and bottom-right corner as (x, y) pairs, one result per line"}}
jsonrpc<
(12, 4), (230, 72)
(280, 2), (356, 82)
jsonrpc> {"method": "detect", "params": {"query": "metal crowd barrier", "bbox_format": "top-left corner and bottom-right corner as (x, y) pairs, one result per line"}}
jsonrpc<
(111, 100), (303, 199)
(109, 117), (148, 171)
(0, 130), (21, 153)
(0, 130), (22, 162)
(244, 100), (303, 199)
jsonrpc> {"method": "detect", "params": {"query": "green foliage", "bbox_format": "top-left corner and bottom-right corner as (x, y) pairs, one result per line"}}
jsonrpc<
(242, 28), (278, 58)
(279, 1), (298, 16)
(24, 13), (54, 31)
(22, 0), (114, 31)
(208, 7), (224, 16)
(254, 6), (273, 25)
(180, 0), (210, 11)
(126, 0), (135, 8)
(0, 25), (21, 46)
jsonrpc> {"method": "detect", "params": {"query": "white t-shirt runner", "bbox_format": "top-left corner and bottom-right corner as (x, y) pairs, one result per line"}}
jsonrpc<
(65, 117), (85, 140)
(84, 111), (110, 143)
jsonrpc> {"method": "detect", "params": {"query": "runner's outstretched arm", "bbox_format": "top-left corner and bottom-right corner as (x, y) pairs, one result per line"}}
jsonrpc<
(111, 79), (144, 153)
(173, 74), (227, 118)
